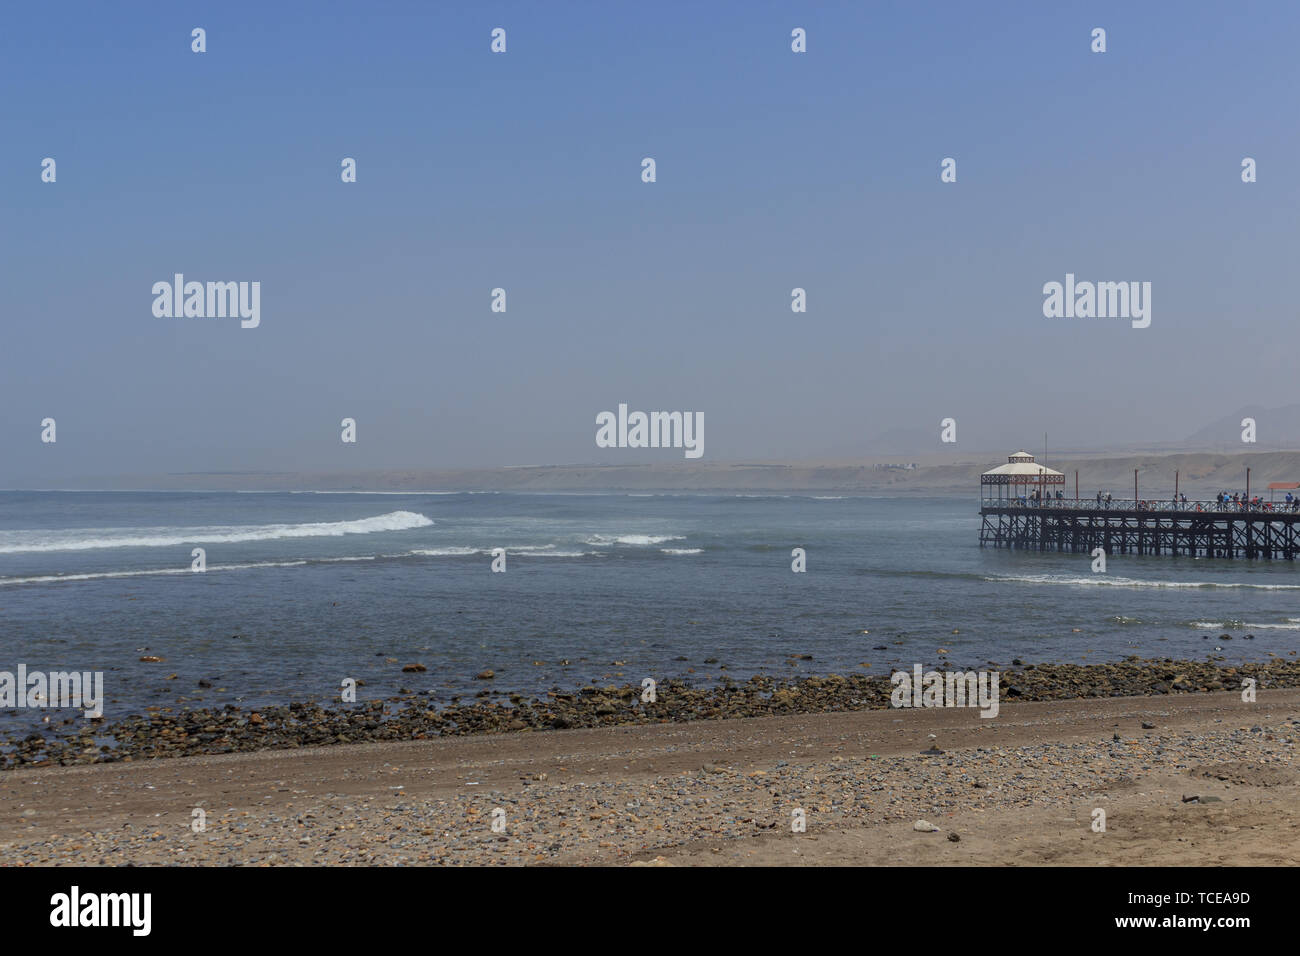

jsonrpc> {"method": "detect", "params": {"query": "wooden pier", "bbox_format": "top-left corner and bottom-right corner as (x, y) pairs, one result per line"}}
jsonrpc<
(979, 499), (1300, 559)
(977, 450), (1300, 559)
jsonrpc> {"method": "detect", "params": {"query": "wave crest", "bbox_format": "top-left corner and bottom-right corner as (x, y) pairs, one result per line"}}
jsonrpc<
(989, 573), (1300, 591)
(584, 534), (685, 546)
(0, 511), (434, 554)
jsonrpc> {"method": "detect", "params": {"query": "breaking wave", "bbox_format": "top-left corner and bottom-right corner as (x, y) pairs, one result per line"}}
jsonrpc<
(0, 511), (434, 554)
(584, 534), (685, 546)
(989, 573), (1300, 590)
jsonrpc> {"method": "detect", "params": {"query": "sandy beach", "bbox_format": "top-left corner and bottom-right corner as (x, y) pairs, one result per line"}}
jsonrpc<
(2, 688), (1295, 866)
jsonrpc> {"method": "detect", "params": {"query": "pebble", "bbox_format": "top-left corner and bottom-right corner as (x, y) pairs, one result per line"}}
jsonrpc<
(4, 657), (1298, 769)
(2, 710), (1291, 866)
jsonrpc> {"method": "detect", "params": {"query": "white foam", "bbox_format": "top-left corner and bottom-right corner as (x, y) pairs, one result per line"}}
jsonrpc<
(407, 546), (595, 558)
(0, 511), (433, 554)
(584, 534), (685, 546)
(0, 560), (310, 586)
(289, 490), (460, 495)
(990, 573), (1300, 590)
(1192, 621), (1300, 630)
(661, 548), (703, 555)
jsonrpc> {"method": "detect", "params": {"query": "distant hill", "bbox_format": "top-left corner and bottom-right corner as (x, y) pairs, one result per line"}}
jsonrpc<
(77, 449), (1300, 497)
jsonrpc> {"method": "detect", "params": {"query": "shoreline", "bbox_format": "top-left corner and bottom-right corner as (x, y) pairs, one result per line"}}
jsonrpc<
(1, 688), (1295, 866)
(5, 656), (1297, 770)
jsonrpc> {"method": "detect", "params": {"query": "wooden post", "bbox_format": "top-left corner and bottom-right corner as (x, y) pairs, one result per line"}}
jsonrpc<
(1246, 467), (1251, 506)
(1134, 469), (1138, 504)
(1175, 470), (1179, 500)
(1075, 470), (1079, 501)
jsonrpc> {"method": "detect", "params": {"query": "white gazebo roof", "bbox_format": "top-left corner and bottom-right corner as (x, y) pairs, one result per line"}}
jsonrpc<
(983, 461), (1064, 477)
(981, 451), (1064, 484)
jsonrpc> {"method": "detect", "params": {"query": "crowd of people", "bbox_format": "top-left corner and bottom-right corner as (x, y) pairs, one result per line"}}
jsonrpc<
(1210, 491), (1300, 513)
(1001, 488), (1300, 512)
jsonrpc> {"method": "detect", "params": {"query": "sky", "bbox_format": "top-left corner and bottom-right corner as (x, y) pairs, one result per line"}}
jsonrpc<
(2, 0), (1298, 484)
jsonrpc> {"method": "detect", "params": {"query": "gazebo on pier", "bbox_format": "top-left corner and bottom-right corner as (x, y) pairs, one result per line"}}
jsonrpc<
(980, 454), (1300, 558)
(980, 451), (1065, 503)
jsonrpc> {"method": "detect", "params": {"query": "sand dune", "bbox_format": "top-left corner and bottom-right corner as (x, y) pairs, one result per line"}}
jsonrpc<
(84, 449), (1300, 497)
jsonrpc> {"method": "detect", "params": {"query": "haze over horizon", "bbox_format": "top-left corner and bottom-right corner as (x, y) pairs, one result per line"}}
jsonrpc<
(4, 1), (1298, 486)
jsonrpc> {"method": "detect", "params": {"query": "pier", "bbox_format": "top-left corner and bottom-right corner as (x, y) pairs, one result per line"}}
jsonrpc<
(977, 451), (1300, 559)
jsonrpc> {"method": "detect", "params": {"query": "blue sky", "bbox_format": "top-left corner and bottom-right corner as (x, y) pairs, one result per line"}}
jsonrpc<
(3, 1), (1298, 483)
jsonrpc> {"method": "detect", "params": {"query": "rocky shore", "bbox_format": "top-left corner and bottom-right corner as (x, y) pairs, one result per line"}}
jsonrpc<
(4, 656), (1298, 770)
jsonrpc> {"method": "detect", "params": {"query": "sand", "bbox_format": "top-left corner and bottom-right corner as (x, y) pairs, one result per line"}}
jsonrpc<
(1, 689), (1295, 866)
(81, 449), (1300, 497)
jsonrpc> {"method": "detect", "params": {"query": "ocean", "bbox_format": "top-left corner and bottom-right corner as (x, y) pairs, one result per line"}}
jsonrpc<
(1, 491), (1296, 730)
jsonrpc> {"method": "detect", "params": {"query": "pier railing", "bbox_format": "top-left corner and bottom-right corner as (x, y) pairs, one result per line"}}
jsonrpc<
(981, 496), (1300, 514)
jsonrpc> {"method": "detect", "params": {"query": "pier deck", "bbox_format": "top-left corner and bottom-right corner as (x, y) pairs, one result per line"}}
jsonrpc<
(979, 498), (1300, 559)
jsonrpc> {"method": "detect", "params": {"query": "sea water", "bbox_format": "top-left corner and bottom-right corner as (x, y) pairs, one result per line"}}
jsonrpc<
(0, 491), (1294, 729)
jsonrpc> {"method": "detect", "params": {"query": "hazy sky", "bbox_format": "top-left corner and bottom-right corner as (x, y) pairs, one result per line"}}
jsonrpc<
(3, 1), (1298, 484)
